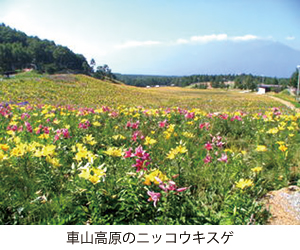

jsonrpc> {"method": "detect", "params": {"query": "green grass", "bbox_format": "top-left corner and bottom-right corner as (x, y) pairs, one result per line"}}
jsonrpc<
(0, 73), (286, 112)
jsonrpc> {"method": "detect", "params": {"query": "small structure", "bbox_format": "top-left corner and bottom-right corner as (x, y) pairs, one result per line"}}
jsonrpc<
(257, 84), (282, 94)
(2, 71), (17, 78)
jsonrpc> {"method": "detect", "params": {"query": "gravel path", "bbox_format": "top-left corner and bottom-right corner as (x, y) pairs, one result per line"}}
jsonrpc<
(265, 186), (300, 225)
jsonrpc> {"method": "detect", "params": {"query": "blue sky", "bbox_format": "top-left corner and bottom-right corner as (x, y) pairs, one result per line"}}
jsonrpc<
(0, 0), (299, 75)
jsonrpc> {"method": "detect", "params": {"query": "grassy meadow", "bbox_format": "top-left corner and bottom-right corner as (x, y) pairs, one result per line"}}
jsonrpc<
(0, 73), (299, 225)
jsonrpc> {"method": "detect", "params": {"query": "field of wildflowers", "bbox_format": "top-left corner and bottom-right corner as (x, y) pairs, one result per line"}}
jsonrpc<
(0, 74), (299, 225)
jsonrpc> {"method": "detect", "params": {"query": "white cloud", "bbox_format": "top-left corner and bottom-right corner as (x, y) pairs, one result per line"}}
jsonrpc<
(113, 34), (262, 49)
(230, 34), (258, 41)
(174, 34), (260, 45)
(115, 40), (162, 49)
(190, 34), (228, 43)
(286, 36), (295, 40)
(176, 38), (189, 44)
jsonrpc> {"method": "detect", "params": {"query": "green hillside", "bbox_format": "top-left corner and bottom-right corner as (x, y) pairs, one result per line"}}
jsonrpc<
(0, 72), (284, 112)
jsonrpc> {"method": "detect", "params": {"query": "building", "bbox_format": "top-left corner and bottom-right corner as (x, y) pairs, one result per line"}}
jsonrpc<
(257, 84), (282, 94)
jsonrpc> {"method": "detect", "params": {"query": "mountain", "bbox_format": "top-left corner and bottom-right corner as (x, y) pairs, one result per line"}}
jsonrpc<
(111, 40), (300, 78)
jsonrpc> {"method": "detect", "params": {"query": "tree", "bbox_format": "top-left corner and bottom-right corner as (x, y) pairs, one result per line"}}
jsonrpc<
(94, 64), (114, 80)
(90, 58), (96, 72)
(290, 69), (299, 88)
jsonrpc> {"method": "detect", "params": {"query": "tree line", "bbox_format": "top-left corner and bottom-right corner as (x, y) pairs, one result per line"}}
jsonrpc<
(115, 73), (295, 90)
(0, 23), (91, 74)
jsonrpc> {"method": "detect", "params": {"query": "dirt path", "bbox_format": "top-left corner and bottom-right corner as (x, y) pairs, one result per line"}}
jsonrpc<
(268, 95), (300, 112)
(263, 95), (300, 224)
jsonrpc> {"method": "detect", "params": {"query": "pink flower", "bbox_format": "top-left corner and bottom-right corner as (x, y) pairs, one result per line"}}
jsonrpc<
(124, 148), (133, 158)
(21, 113), (30, 120)
(203, 155), (212, 163)
(217, 153), (228, 163)
(219, 114), (228, 120)
(43, 127), (50, 134)
(185, 112), (195, 119)
(216, 141), (225, 148)
(204, 142), (213, 151)
(230, 115), (242, 121)
(176, 187), (188, 192)
(102, 106), (110, 112)
(78, 120), (91, 129)
(156, 177), (188, 193)
(147, 191), (161, 207)
(61, 128), (70, 139)
(159, 119), (167, 128)
(131, 121), (140, 129)
(25, 121), (32, 133)
(126, 145), (151, 172)
(109, 111), (119, 117)
(199, 122), (210, 130)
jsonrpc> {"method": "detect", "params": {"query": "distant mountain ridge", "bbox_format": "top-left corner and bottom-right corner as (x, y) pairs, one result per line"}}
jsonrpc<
(112, 39), (300, 78)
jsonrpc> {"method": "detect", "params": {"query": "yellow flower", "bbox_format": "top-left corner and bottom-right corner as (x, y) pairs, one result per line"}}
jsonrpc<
(46, 157), (61, 167)
(251, 167), (262, 173)
(276, 141), (285, 145)
(256, 145), (267, 152)
(89, 175), (101, 184)
(0, 150), (8, 161)
(112, 134), (126, 140)
(163, 131), (171, 140)
(11, 143), (27, 157)
(78, 168), (90, 180)
(224, 148), (234, 154)
(92, 167), (106, 178)
(104, 147), (122, 157)
(278, 145), (288, 152)
(78, 164), (106, 184)
(166, 148), (177, 159)
(167, 124), (175, 133)
(41, 145), (56, 157)
(144, 136), (157, 145)
(92, 121), (101, 127)
(267, 128), (279, 134)
(144, 169), (168, 185)
(278, 175), (284, 181)
(83, 134), (97, 145)
(176, 145), (188, 154)
(7, 130), (15, 136)
(182, 132), (195, 138)
(0, 144), (9, 151)
(166, 145), (187, 159)
(38, 134), (49, 139)
(235, 179), (254, 189)
(14, 136), (21, 144)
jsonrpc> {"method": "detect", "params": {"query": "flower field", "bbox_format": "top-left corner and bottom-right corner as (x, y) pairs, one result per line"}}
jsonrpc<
(0, 74), (299, 225)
